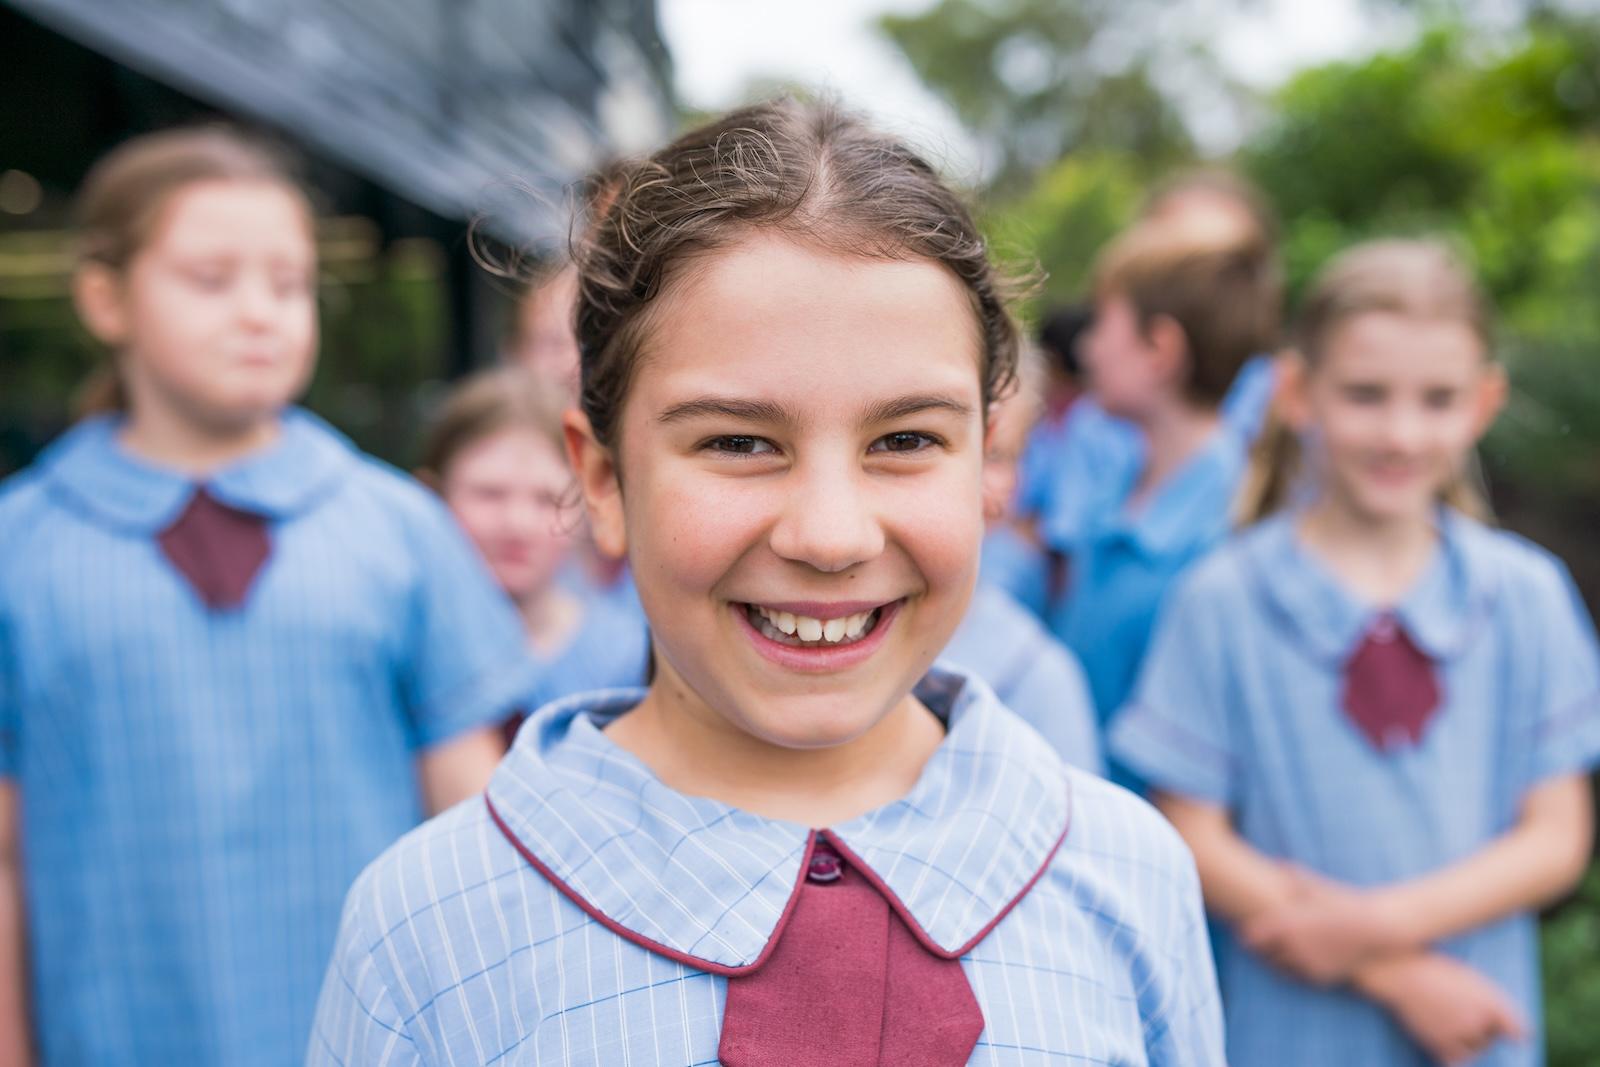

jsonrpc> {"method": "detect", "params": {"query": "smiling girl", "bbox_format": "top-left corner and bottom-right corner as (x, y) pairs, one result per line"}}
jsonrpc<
(308, 99), (1222, 1066)
(0, 128), (532, 1065)
(1111, 239), (1600, 1066)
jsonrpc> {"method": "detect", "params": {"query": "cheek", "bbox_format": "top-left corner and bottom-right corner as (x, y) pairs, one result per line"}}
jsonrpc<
(624, 467), (771, 591)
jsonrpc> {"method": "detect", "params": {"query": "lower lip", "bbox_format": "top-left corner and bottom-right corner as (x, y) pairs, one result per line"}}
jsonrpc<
(733, 600), (901, 673)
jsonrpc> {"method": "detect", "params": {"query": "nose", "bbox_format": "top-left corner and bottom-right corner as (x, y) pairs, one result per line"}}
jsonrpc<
(768, 455), (885, 573)
(235, 273), (277, 329)
(1378, 400), (1427, 452)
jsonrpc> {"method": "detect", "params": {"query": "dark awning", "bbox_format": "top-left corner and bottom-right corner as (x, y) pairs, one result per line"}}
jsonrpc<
(7, 0), (675, 243)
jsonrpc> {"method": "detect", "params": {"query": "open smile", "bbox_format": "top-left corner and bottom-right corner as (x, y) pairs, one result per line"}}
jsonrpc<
(731, 598), (903, 671)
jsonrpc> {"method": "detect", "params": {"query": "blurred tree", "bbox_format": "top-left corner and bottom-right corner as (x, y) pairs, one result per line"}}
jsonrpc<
(877, 0), (1194, 194)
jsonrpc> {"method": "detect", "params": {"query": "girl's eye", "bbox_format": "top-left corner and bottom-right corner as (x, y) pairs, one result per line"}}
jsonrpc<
(1341, 384), (1385, 405)
(1423, 388), (1459, 410)
(186, 268), (231, 291)
(706, 435), (777, 456)
(869, 431), (940, 454)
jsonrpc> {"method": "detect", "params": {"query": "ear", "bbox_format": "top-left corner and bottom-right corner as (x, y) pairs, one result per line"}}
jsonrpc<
(1144, 313), (1191, 387)
(72, 263), (130, 347)
(1272, 350), (1313, 431)
(563, 408), (627, 559)
(1471, 363), (1509, 441)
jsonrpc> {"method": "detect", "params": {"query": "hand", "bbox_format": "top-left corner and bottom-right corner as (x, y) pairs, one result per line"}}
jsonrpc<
(1357, 953), (1526, 1065)
(1241, 867), (1405, 985)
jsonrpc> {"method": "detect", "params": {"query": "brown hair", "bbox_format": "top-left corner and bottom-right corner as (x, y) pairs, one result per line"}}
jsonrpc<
(418, 366), (570, 483)
(1141, 167), (1280, 248)
(570, 97), (1021, 450)
(1236, 238), (1495, 524)
(72, 126), (309, 414)
(1094, 220), (1283, 406)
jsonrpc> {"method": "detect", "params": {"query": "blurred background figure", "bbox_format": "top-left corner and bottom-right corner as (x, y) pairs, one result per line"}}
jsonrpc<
(943, 341), (1104, 773)
(504, 262), (582, 401)
(418, 365), (650, 742)
(0, 127), (532, 1066)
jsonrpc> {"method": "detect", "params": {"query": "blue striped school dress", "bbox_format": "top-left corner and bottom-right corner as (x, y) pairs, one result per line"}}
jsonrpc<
(1110, 510), (1600, 1067)
(0, 409), (534, 1066)
(308, 667), (1223, 1065)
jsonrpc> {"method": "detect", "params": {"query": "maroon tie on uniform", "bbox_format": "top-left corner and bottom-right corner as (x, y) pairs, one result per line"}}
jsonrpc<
(718, 840), (984, 1066)
(1341, 612), (1441, 751)
(156, 487), (272, 610)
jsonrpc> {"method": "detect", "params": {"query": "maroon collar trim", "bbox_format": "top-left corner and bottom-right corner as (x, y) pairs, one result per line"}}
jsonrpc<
(485, 779), (1073, 971)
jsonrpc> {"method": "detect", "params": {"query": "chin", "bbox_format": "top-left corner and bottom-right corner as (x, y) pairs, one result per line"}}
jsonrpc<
(737, 692), (894, 751)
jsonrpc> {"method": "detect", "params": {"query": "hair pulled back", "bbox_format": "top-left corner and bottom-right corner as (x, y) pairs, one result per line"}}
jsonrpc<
(570, 97), (1020, 449)
(1236, 238), (1495, 524)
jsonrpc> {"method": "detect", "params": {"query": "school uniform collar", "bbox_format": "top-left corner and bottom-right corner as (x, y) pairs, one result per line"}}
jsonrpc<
(1086, 425), (1247, 558)
(485, 666), (1072, 973)
(1243, 507), (1499, 665)
(38, 407), (356, 533)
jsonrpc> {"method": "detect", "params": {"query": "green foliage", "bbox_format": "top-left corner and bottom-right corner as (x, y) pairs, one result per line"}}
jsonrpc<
(878, 0), (1193, 193)
(1544, 867), (1600, 1067)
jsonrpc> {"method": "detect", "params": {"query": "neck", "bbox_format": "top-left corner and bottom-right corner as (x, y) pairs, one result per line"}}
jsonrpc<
(521, 585), (582, 654)
(604, 668), (945, 828)
(1131, 399), (1220, 504)
(119, 400), (281, 475)
(1296, 493), (1438, 606)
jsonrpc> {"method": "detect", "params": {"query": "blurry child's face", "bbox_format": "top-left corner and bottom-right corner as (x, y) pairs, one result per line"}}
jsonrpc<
(574, 233), (987, 750)
(982, 385), (1037, 521)
(443, 428), (573, 604)
(1081, 293), (1170, 420)
(1294, 311), (1504, 524)
(83, 180), (317, 430)
(507, 267), (581, 401)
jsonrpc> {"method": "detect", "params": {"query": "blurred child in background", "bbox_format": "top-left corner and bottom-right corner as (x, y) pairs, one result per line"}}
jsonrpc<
(418, 365), (650, 732)
(504, 261), (582, 401)
(1024, 170), (1281, 599)
(945, 341), (1103, 773)
(1112, 239), (1599, 1066)
(0, 128), (531, 1065)
(1051, 218), (1282, 783)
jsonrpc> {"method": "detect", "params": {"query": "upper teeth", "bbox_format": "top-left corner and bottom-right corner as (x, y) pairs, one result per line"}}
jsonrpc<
(755, 605), (872, 643)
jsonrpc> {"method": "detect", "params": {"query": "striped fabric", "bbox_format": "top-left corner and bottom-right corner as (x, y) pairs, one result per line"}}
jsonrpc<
(942, 581), (1104, 774)
(0, 410), (535, 1066)
(310, 668), (1223, 1065)
(1110, 509), (1600, 1067)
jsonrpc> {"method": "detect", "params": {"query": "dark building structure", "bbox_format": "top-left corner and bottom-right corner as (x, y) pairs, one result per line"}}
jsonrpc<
(0, 0), (675, 466)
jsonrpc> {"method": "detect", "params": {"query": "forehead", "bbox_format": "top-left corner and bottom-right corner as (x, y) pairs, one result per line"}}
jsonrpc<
(447, 427), (566, 481)
(1322, 311), (1486, 378)
(145, 179), (312, 258)
(634, 232), (984, 410)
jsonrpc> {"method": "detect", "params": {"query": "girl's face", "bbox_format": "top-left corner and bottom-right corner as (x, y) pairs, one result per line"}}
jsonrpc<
(571, 233), (988, 750)
(443, 428), (574, 604)
(1293, 310), (1505, 524)
(80, 179), (318, 430)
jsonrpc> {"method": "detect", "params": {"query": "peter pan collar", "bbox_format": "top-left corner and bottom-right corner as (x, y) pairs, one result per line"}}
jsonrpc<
(1085, 426), (1247, 559)
(38, 407), (357, 533)
(1243, 508), (1499, 665)
(484, 667), (1072, 973)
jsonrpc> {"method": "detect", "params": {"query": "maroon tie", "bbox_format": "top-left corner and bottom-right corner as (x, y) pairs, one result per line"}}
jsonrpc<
(156, 487), (272, 610)
(718, 840), (984, 1066)
(1341, 613), (1440, 751)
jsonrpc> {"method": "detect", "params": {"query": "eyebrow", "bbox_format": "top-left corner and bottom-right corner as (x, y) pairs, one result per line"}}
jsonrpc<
(656, 392), (975, 428)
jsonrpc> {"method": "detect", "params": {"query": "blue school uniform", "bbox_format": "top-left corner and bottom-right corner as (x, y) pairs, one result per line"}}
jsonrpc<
(1024, 356), (1275, 555)
(0, 410), (533, 1066)
(1049, 427), (1247, 741)
(309, 667), (1224, 1066)
(525, 587), (651, 710)
(942, 582), (1103, 774)
(978, 524), (1052, 618)
(1109, 510), (1600, 1067)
